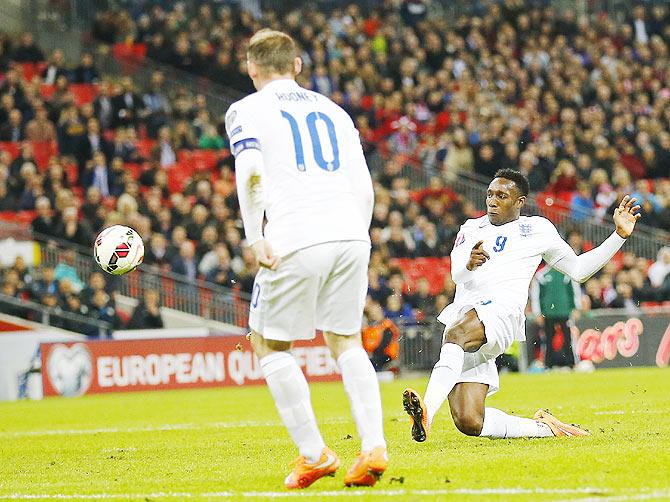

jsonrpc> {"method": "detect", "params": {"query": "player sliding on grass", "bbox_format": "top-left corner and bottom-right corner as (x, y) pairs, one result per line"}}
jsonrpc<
(404, 169), (641, 442)
(225, 30), (386, 489)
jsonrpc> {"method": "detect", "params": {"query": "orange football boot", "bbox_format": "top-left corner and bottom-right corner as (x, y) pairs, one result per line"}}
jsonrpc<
(344, 446), (388, 487)
(284, 447), (340, 489)
(534, 409), (590, 437)
(403, 388), (429, 442)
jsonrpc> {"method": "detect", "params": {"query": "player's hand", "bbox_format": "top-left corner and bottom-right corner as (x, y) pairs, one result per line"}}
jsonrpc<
(613, 195), (641, 239)
(466, 240), (490, 271)
(251, 239), (281, 271)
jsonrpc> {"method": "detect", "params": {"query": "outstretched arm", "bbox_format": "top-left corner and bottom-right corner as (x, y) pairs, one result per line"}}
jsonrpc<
(548, 196), (641, 283)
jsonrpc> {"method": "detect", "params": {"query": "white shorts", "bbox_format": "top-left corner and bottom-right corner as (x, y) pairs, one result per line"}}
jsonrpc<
(249, 240), (370, 342)
(437, 300), (524, 396)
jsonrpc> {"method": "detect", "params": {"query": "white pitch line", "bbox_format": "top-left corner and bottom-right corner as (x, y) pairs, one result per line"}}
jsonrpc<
(0, 416), (363, 439)
(556, 491), (670, 502)
(593, 410), (663, 416)
(0, 488), (651, 499)
(0, 420), (284, 438)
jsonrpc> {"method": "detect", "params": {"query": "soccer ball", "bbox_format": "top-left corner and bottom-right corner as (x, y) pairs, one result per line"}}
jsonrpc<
(93, 225), (144, 275)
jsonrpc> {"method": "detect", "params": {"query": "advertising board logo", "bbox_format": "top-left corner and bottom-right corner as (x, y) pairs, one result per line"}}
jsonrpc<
(46, 343), (93, 397)
(576, 318), (643, 364)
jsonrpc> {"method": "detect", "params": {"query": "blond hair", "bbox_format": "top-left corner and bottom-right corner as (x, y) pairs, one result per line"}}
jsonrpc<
(247, 29), (297, 76)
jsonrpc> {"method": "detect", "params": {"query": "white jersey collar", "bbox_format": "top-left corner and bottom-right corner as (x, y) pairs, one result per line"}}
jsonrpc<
(261, 78), (300, 92)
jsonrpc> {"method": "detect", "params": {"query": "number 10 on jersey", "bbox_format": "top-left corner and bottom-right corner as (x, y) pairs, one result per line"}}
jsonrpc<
(281, 111), (340, 172)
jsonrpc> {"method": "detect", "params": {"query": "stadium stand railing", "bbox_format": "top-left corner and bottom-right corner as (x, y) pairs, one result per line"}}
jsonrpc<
(0, 292), (111, 337)
(451, 172), (669, 261)
(367, 151), (670, 260)
(32, 233), (250, 328)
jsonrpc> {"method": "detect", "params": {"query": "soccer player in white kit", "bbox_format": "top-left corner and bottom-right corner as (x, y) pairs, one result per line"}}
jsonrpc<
(403, 169), (641, 442)
(225, 30), (387, 489)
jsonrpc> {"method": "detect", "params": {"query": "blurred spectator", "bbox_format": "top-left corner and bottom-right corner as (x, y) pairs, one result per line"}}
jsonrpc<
(112, 77), (143, 128)
(82, 151), (113, 197)
(87, 289), (120, 335)
(29, 266), (58, 301)
(12, 32), (44, 62)
(144, 232), (175, 268)
(25, 106), (57, 142)
(42, 49), (68, 85)
(0, 109), (25, 141)
(649, 247), (670, 289)
(172, 241), (198, 282)
(56, 206), (93, 247)
(127, 289), (163, 329)
(152, 125), (177, 167)
(31, 196), (58, 237)
(72, 52), (100, 84)
(408, 277), (435, 319)
(362, 302), (400, 371)
(384, 294), (415, 325)
(82, 118), (113, 164)
(53, 250), (84, 291)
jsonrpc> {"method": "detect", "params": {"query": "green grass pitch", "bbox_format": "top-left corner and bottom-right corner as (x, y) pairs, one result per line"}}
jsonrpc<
(1, 367), (669, 501)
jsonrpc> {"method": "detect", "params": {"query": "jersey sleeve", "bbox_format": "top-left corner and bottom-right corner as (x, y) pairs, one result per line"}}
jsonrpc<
(225, 101), (262, 158)
(539, 218), (574, 267)
(345, 114), (374, 227)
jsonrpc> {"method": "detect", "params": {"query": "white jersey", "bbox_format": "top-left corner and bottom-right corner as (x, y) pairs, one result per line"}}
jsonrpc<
(225, 79), (372, 257)
(450, 215), (574, 314)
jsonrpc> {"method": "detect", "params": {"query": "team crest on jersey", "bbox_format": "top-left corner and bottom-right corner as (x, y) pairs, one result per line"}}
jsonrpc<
(519, 223), (532, 237)
(225, 110), (237, 132)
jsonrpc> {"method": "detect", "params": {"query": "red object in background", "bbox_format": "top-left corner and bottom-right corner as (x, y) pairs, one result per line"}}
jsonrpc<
(38, 83), (98, 105)
(0, 141), (59, 168)
(390, 257), (451, 295)
(32, 141), (59, 168)
(0, 210), (37, 224)
(177, 149), (228, 172)
(619, 151), (646, 179)
(112, 42), (147, 73)
(41, 334), (339, 397)
(19, 62), (47, 82)
(0, 319), (31, 332)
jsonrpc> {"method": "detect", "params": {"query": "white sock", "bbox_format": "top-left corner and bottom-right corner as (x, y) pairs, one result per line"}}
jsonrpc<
(260, 352), (325, 463)
(480, 407), (554, 438)
(337, 347), (386, 452)
(424, 343), (465, 425)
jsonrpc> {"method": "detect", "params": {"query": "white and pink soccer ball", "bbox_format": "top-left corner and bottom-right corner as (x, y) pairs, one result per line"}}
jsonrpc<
(93, 225), (144, 275)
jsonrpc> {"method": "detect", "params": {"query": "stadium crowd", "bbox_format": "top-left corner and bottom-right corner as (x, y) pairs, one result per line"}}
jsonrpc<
(0, 1), (670, 336)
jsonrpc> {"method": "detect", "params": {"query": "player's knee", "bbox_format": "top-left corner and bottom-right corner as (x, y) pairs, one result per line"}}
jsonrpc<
(249, 332), (290, 358)
(324, 331), (361, 360)
(444, 325), (482, 353)
(452, 410), (484, 436)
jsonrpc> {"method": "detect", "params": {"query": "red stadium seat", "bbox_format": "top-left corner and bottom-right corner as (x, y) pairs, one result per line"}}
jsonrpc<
(31, 141), (59, 168)
(389, 257), (451, 295)
(124, 162), (143, 180)
(19, 62), (45, 82)
(166, 164), (192, 193)
(0, 142), (20, 159)
(112, 42), (147, 73)
(70, 84), (99, 105)
(136, 139), (156, 159)
(0, 210), (37, 224)
(64, 162), (78, 185)
(177, 149), (224, 171)
(40, 83), (55, 100)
